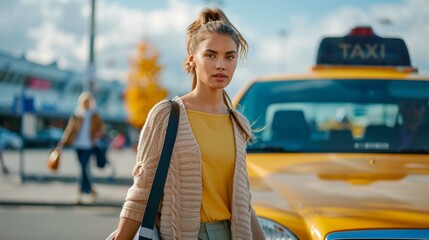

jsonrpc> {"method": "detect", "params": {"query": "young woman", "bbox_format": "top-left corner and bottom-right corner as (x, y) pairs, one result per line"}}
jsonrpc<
(58, 91), (103, 204)
(113, 8), (265, 240)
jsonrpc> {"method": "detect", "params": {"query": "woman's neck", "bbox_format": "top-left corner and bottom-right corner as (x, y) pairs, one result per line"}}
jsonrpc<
(182, 89), (229, 114)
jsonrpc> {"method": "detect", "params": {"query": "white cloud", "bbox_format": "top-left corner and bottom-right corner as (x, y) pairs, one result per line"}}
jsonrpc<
(90, 0), (204, 88)
(26, 22), (77, 64)
(368, 0), (429, 73)
(1, 0), (90, 70)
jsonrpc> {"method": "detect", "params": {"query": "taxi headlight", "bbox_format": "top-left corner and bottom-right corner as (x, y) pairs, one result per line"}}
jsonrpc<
(258, 217), (299, 240)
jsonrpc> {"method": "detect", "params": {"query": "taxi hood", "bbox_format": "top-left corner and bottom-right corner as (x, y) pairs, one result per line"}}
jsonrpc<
(248, 153), (429, 233)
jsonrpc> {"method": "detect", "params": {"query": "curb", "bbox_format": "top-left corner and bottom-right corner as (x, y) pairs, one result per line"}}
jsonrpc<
(21, 174), (133, 186)
(0, 201), (123, 208)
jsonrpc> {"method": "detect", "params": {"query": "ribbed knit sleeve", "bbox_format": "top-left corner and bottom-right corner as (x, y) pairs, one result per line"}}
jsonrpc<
(120, 100), (172, 222)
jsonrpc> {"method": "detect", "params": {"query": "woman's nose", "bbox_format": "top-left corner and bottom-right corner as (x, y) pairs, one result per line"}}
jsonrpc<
(216, 59), (226, 70)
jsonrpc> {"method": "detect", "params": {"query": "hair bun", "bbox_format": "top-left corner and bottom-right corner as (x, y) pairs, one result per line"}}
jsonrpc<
(202, 8), (221, 23)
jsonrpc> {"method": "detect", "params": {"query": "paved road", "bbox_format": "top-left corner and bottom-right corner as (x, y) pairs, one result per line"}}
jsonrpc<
(0, 204), (120, 240)
(0, 148), (139, 239)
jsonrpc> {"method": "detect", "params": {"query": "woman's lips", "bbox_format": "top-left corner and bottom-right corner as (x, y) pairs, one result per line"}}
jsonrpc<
(212, 73), (227, 80)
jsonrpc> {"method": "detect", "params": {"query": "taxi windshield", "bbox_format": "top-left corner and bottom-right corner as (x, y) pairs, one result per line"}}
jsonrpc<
(238, 79), (429, 153)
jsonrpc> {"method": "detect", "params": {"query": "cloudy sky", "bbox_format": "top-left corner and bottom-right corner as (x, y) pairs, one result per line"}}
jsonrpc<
(1, 0), (428, 97)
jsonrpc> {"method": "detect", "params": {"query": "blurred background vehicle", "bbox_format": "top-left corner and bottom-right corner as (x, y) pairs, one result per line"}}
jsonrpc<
(0, 126), (23, 149)
(24, 127), (63, 148)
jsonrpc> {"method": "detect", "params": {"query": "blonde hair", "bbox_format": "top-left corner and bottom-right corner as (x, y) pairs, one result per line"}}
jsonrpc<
(75, 91), (96, 116)
(183, 8), (248, 90)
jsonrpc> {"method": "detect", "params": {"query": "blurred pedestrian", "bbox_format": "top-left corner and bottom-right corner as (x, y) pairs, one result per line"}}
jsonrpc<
(57, 91), (104, 204)
(111, 8), (265, 240)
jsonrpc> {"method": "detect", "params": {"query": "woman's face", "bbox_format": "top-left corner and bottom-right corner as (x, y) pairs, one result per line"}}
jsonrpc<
(83, 99), (91, 110)
(189, 33), (238, 91)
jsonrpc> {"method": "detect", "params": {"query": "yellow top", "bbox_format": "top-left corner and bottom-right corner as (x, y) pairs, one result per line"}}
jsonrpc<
(186, 109), (236, 223)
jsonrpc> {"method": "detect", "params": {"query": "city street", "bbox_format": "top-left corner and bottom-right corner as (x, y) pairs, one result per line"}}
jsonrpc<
(0, 205), (120, 240)
(0, 148), (137, 239)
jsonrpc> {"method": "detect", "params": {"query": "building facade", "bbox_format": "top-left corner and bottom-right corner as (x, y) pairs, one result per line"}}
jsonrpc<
(0, 51), (129, 147)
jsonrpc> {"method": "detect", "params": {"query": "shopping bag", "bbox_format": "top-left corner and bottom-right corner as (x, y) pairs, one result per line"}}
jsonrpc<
(93, 146), (107, 168)
(47, 148), (61, 171)
(93, 136), (110, 168)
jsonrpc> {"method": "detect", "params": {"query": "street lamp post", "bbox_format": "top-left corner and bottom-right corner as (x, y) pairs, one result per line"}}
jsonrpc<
(378, 17), (392, 36)
(86, 0), (96, 93)
(278, 29), (288, 73)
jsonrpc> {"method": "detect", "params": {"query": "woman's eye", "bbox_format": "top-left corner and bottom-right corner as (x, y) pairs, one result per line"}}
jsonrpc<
(226, 55), (235, 60)
(206, 54), (215, 58)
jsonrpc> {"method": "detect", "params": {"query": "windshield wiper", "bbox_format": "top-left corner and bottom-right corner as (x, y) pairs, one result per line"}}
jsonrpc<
(398, 148), (429, 154)
(246, 146), (299, 153)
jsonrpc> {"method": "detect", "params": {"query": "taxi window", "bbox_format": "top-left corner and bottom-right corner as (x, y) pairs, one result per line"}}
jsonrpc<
(238, 80), (429, 153)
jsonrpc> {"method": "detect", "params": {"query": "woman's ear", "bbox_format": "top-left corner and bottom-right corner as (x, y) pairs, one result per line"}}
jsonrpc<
(188, 54), (195, 67)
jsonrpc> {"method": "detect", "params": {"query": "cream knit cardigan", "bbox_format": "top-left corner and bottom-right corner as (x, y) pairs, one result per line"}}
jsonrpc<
(120, 97), (266, 240)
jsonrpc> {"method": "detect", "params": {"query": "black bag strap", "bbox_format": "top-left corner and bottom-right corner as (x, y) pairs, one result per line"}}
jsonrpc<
(138, 100), (180, 240)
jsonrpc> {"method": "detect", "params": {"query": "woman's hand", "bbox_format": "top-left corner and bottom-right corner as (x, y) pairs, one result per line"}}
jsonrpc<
(114, 217), (140, 240)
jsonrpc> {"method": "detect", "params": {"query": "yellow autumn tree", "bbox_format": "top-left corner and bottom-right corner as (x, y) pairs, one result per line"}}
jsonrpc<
(125, 41), (168, 129)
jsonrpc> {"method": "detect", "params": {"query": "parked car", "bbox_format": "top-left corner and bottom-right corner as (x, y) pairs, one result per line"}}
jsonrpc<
(235, 27), (429, 239)
(37, 127), (62, 143)
(22, 127), (63, 148)
(0, 127), (23, 149)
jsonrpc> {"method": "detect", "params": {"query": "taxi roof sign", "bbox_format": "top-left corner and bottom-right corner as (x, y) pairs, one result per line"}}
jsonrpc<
(316, 27), (411, 67)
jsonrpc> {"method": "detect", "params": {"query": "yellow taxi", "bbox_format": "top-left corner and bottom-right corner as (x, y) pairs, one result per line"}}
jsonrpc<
(234, 27), (429, 239)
